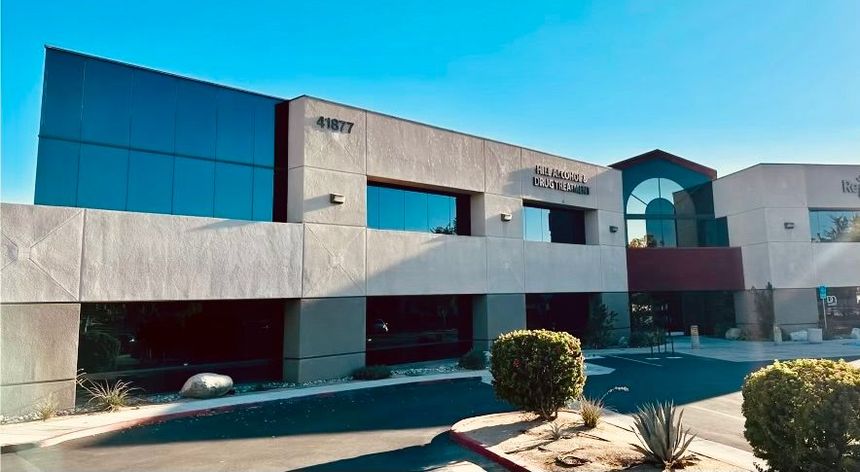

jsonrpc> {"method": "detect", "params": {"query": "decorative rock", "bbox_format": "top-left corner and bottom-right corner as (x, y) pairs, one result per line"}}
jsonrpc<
(180, 373), (233, 399)
(789, 330), (808, 342)
(725, 328), (742, 340)
(806, 328), (823, 344)
(773, 325), (783, 344)
(851, 328), (860, 340)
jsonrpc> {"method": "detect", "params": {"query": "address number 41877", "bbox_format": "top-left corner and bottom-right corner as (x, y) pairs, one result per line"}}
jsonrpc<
(316, 116), (353, 134)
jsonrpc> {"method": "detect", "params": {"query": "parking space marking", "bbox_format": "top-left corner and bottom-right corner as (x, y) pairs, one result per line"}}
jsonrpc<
(606, 355), (663, 367)
(685, 404), (745, 421)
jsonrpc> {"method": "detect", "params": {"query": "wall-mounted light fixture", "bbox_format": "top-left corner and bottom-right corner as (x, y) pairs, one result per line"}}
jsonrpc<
(609, 225), (619, 233)
(500, 212), (512, 222)
(330, 193), (345, 204)
(784, 222), (795, 229)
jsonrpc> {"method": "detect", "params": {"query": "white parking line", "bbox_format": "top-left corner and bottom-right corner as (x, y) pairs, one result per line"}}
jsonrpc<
(606, 355), (662, 367)
(685, 404), (745, 421)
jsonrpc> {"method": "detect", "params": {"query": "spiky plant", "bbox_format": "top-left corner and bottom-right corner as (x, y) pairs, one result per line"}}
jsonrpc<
(33, 394), (60, 421)
(631, 401), (696, 469)
(547, 420), (569, 441)
(573, 386), (629, 429)
(79, 378), (139, 412)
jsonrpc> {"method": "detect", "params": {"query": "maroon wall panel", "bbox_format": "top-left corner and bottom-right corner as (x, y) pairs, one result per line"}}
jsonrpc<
(627, 247), (745, 292)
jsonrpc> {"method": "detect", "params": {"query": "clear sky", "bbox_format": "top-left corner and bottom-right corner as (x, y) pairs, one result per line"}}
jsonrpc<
(2, 0), (858, 203)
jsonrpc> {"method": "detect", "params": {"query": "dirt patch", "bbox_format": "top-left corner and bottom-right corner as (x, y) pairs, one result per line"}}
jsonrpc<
(454, 411), (746, 471)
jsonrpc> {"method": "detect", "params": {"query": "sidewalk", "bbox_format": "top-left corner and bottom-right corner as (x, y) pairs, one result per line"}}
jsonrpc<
(585, 336), (860, 362)
(1, 370), (491, 452)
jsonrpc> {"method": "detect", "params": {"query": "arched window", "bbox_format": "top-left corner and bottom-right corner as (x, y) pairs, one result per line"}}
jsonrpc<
(625, 177), (683, 215)
(626, 178), (683, 247)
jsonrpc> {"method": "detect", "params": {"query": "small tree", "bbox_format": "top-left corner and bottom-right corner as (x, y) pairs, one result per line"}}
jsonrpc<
(749, 282), (774, 339)
(490, 329), (586, 421)
(583, 303), (617, 348)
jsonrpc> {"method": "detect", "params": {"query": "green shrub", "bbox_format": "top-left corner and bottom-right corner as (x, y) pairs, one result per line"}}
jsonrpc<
(458, 348), (487, 370)
(742, 359), (860, 472)
(490, 329), (586, 421)
(352, 365), (392, 380)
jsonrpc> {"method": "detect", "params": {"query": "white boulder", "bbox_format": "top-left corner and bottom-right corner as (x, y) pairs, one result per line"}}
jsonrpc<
(180, 373), (233, 399)
(850, 328), (860, 340)
(806, 328), (823, 344)
(789, 330), (808, 342)
(725, 328), (742, 340)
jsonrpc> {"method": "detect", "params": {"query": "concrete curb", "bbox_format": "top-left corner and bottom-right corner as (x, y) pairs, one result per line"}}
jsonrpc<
(1, 370), (490, 454)
(448, 429), (532, 472)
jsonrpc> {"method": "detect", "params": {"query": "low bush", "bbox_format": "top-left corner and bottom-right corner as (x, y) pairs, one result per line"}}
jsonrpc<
(352, 365), (392, 380)
(33, 394), (59, 421)
(490, 329), (586, 421)
(742, 359), (860, 472)
(458, 349), (487, 370)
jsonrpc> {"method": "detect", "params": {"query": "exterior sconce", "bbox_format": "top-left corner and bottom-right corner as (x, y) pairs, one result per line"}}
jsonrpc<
(330, 193), (345, 204)
(500, 212), (512, 222)
(609, 225), (619, 233)
(784, 222), (795, 229)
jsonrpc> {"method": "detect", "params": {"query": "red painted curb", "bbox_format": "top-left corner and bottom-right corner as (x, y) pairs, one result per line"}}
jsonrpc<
(449, 429), (532, 472)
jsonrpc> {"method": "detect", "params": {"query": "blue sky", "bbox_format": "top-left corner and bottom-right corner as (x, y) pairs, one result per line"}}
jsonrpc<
(2, 0), (858, 203)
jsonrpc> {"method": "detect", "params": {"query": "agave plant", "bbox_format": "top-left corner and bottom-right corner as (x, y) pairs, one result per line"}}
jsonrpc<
(630, 401), (696, 469)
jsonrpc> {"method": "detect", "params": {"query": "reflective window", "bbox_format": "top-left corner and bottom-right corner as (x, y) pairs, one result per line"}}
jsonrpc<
(35, 138), (80, 206)
(81, 60), (132, 146)
(175, 81), (217, 158)
(526, 293), (590, 337)
(404, 190), (428, 231)
(77, 144), (128, 210)
(523, 204), (585, 244)
(215, 91), (254, 164)
(367, 183), (459, 234)
(78, 300), (285, 392)
(810, 210), (860, 242)
(626, 177), (683, 215)
(214, 162), (253, 220)
(173, 157), (214, 217)
(367, 185), (380, 228)
(376, 186), (405, 230)
(127, 151), (174, 214)
(252, 168), (274, 221)
(130, 69), (176, 154)
(366, 295), (472, 365)
(41, 50), (84, 139)
(253, 99), (276, 167)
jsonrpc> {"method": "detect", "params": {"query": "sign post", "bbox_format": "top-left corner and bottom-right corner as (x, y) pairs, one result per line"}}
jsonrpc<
(818, 285), (828, 331)
(690, 325), (700, 349)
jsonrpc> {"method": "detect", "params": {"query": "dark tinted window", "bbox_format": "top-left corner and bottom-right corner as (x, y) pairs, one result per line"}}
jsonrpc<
(127, 151), (174, 214)
(523, 204), (585, 244)
(77, 144), (128, 210)
(214, 162), (253, 219)
(130, 69), (176, 154)
(252, 168), (274, 221)
(175, 81), (217, 158)
(367, 183), (459, 234)
(253, 99), (275, 167)
(41, 50), (84, 139)
(366, 295), (473, 365)
(78, 300), (285, 392)
(215, 90), (254, 164)
(35, 139), (80, 206)
(810, 210), (860, 242)
(173, 157), (214, 217)
(81, 60), (132, 146)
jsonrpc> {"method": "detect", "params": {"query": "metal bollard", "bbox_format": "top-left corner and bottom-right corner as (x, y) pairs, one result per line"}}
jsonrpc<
(690, 325), (700, 349)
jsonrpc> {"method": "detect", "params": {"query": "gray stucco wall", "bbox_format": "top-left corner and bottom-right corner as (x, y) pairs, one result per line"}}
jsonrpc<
(283, 297), (366, 383)
(1, 303), (81, 416)
(472, 294), (527, 350)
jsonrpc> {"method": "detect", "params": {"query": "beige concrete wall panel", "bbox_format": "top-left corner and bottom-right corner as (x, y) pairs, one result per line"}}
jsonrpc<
(0, 303), (81, 386)
(366, 230), (487, 295)
(520, 149), (604, 209)
(299, 99), (367, 174)
(80, 210), (303, 301)
(1, 204), (84, 303)
(296, 167), (367, 226)
(484, 141), (522, 197)
(486, 237), (525, 293)
(523, 241), (603, 293)
(302, 224), (366, 298)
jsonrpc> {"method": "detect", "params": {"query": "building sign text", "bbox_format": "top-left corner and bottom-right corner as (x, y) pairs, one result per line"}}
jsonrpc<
(533, 165), (590, 195)
(842, 175), (860, 199)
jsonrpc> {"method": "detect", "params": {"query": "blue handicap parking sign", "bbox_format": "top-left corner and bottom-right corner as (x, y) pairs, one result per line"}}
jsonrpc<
(818, 285), (827, 300)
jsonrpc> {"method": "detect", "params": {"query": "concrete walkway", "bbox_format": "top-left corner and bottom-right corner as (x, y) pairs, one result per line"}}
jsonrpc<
(0, 370), (491, 452)
(586, 336), (860, 362)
